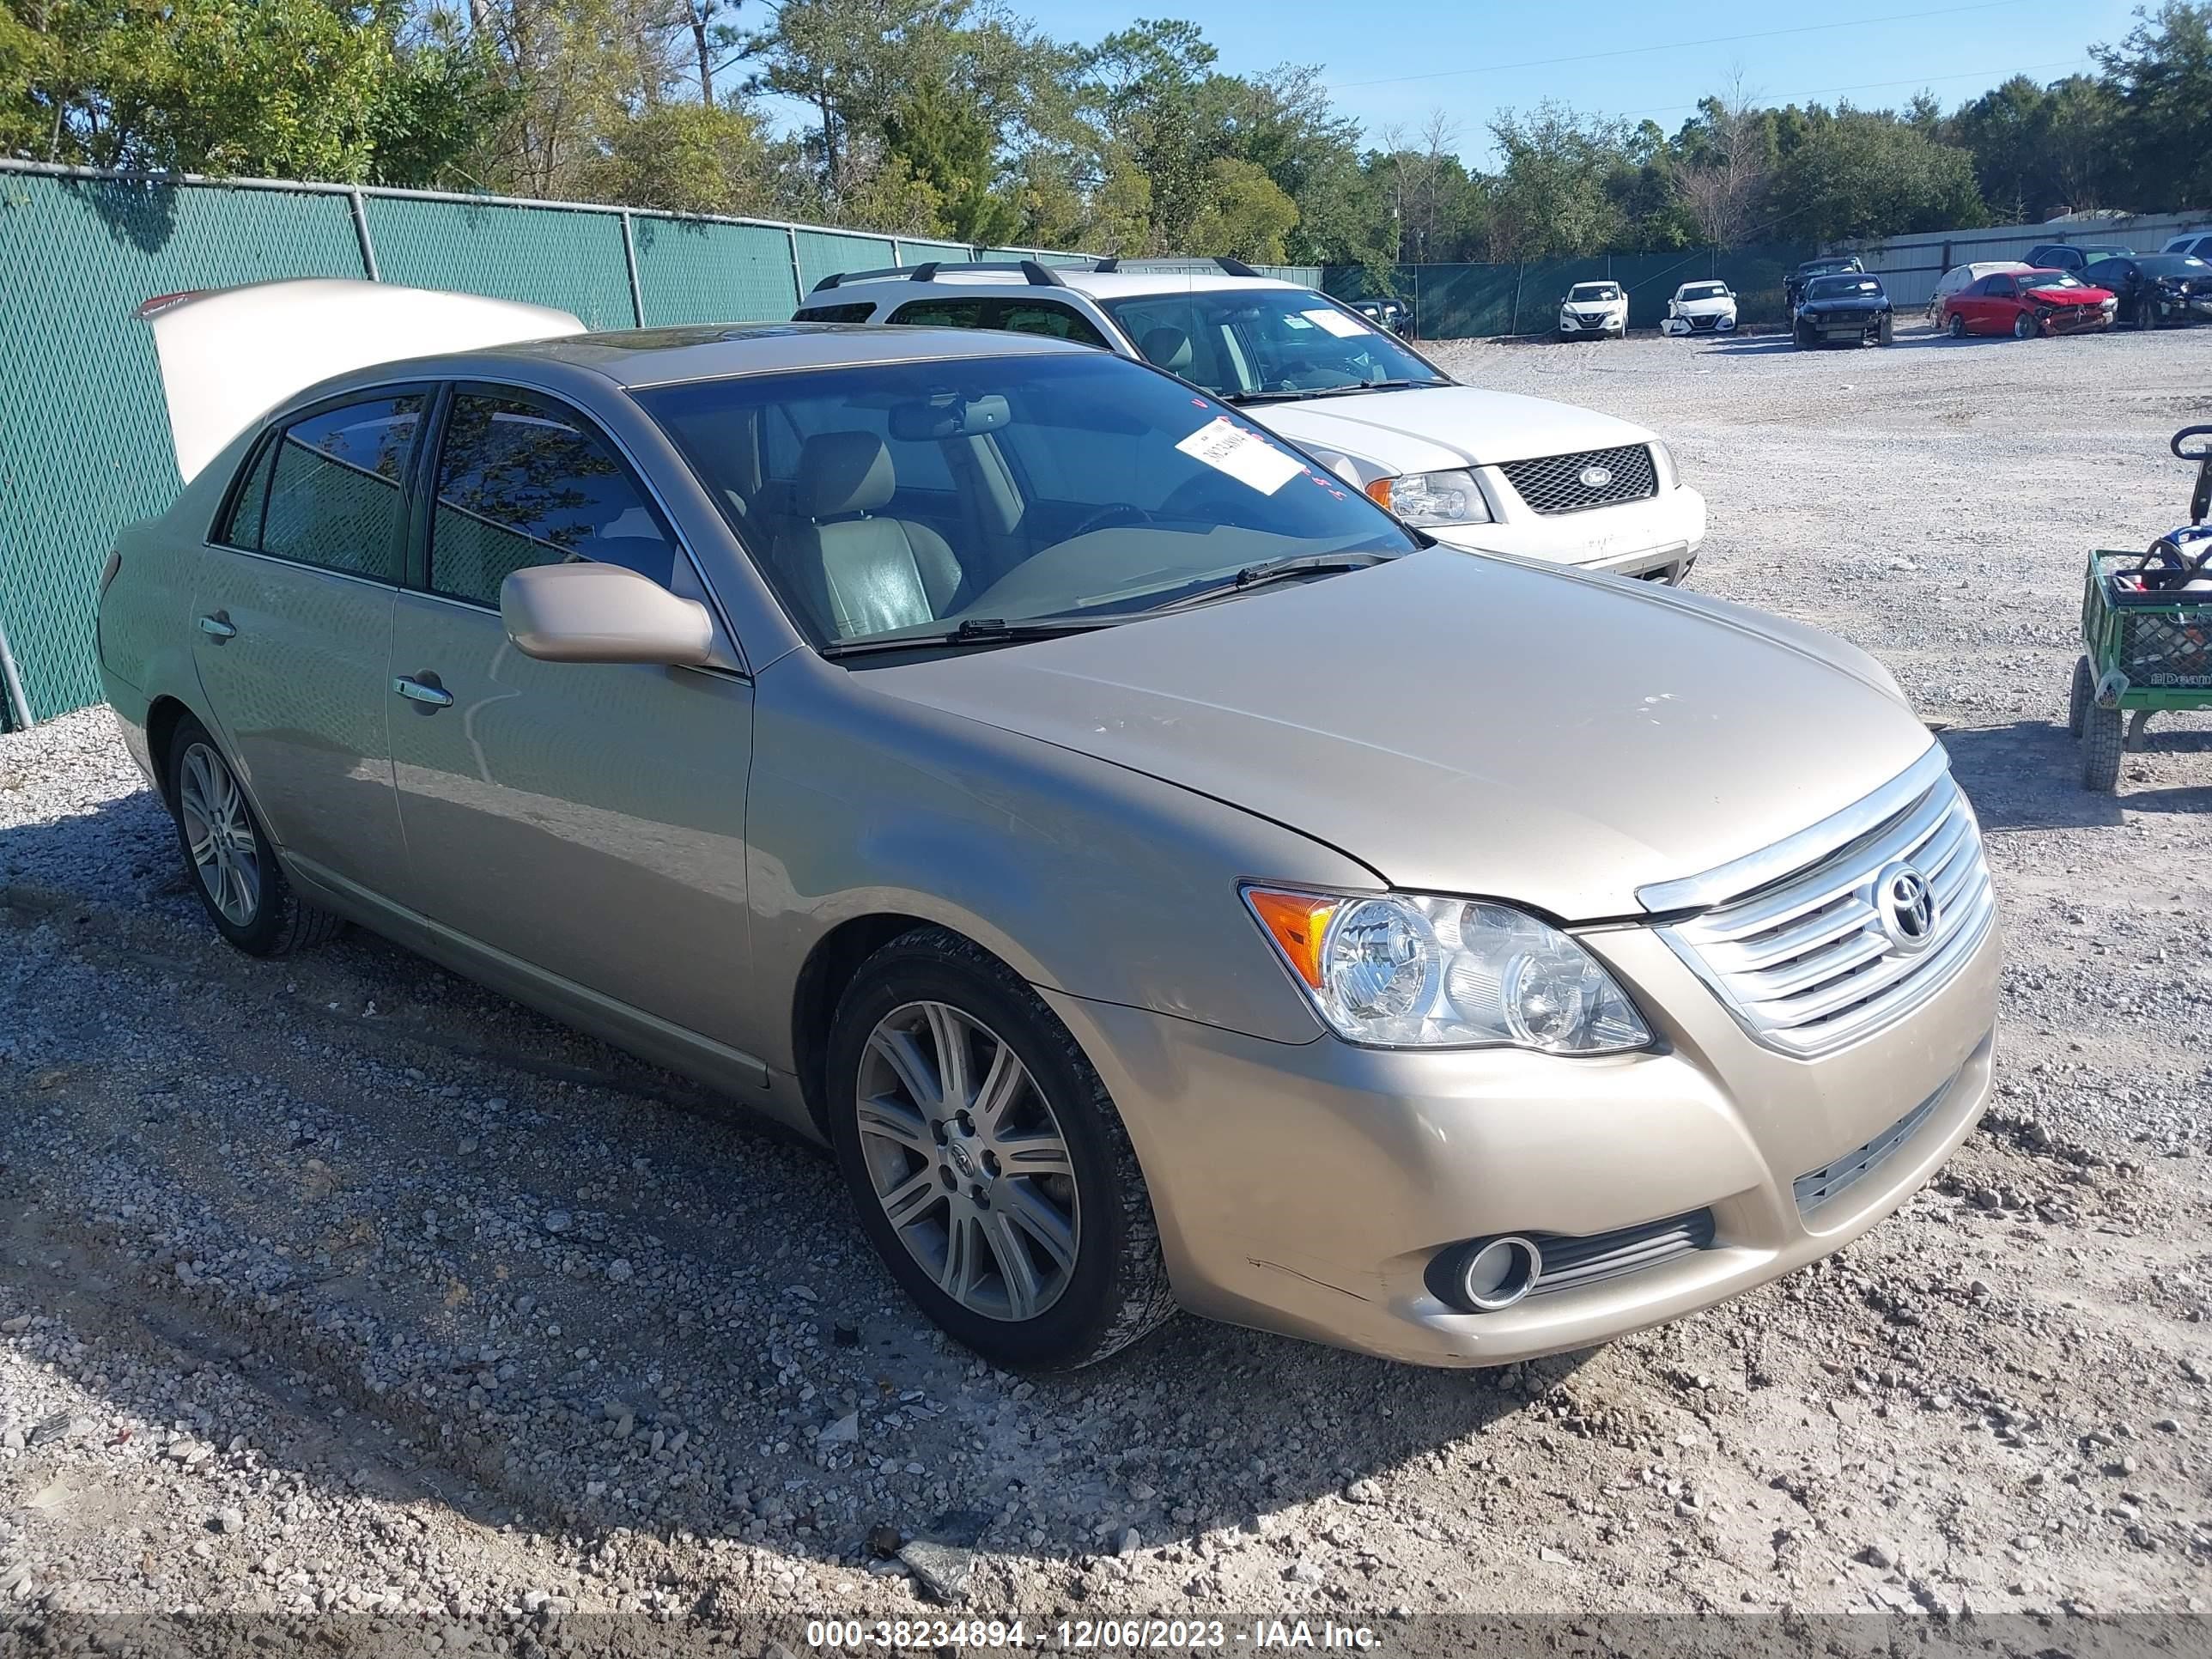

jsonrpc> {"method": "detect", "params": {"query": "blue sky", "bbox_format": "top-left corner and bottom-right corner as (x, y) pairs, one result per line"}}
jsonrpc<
(997, 0), (2145, 165)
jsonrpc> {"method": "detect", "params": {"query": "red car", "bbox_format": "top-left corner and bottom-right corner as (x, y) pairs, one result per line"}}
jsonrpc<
(1942, 268), (2117, 338)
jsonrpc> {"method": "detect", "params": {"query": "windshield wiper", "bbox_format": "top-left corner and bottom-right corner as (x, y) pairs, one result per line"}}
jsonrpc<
(1134, 552), (1392, 615)
(1224, 379), (1444, 404)
(817, 617), (1116, 659)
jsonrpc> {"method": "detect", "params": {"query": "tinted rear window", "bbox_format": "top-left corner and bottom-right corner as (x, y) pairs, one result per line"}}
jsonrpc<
(258, 396), (421, 582)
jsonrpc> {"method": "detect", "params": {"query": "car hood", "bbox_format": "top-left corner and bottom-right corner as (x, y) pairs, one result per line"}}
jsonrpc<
(1672, 296), (1736, 314)
(2024, 284), (2112, 305)
(1251, 385), (1655, 473)
(871, 551), (1933, 920)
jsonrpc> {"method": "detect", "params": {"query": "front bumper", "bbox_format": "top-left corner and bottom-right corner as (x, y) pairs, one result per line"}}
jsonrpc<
(1558, 313), (1624, 334)
(1425, 483), (1705, 581)
(1661, 313), (1736, 335)
(1799, 312), (1888, 340)
(1045, 908), (1999, 1368)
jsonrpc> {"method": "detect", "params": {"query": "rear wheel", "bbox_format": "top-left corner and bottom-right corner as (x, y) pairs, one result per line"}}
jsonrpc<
(825, 927), (1176, 1370)
(164, 714), (343, 957)
(2081, 700), (2124, 793)
(2068, 655), (2092, 737)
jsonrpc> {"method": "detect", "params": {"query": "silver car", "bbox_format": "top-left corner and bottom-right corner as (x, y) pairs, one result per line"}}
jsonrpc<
(99, 284), (2000, 1370)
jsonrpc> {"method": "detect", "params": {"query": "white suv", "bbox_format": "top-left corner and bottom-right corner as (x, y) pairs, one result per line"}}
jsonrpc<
(797, 258), (1705, 583)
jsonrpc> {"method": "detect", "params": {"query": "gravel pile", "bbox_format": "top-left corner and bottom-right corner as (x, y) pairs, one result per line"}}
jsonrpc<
(2, 323), (2209, 1651)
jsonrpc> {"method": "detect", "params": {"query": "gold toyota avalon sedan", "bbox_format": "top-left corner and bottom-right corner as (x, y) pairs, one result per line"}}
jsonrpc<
(96, 280), (1999, 1370)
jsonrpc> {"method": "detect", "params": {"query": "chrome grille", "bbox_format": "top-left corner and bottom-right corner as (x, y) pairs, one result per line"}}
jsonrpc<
(1655, 763), (1996, 1057)
(1498, 444), (1658, 515)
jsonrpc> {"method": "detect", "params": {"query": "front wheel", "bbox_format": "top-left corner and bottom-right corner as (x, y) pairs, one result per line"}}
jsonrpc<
(1878, 313), (1895, 345)
(2014, 309), (2039, 340)
(165, 715), (343, 957)
(1947, 312), (1967, 338)
(2136, 295), (2158, 331)
(825, 927), (1176, 1370)
(2081, 700), (2124, 793)
(1795, 322), (1814, 349)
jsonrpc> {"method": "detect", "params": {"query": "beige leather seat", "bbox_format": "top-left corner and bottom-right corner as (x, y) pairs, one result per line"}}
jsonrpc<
(775, 432), (964, 640)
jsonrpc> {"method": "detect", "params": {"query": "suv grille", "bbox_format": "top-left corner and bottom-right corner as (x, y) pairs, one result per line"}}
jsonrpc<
(1498, 445), (1657, 515)
(1656, 769), (1995, 1056)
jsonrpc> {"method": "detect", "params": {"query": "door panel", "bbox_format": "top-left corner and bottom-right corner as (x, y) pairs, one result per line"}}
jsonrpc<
(385, 594), (757, 1054)
(191, 553), (402, 894)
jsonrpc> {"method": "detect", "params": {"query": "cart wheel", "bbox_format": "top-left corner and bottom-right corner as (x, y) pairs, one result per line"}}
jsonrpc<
(2126, 708), (2154, 751)
(2081, 701), (2124, 793)
(2068, 655), (2091, 736)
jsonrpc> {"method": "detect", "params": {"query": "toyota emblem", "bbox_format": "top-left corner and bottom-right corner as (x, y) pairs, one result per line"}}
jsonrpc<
(1577, 464), (1613, 490)
(1872, 860), (1938, 953)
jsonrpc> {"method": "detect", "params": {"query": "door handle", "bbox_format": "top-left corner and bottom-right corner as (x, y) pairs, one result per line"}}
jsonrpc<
(392, 675), (454, 709)
(198, 613), (236, 641)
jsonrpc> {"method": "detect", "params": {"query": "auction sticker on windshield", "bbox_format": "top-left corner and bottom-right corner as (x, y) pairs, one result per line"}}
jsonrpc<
(1303, 308), (1367, 337)
(1176, 416), (1304, 494)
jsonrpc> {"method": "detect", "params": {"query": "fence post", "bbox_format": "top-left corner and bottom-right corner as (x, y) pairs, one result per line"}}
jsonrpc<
(348, 187), (380, 283)
(787, 227), (806, 302)
(619, 210), (645, 328)
(1509, 264), (1522, 337)
(0, 614), (29, 730)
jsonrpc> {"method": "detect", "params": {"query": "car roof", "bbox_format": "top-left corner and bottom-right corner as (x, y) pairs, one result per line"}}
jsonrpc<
(820, 269), (1304, 303)
(315, 320), (1091, 394)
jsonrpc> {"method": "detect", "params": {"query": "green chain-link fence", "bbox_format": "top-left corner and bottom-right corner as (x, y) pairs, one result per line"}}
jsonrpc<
(1320, 244), (1817, 340)
(0, 161), (1082, 728)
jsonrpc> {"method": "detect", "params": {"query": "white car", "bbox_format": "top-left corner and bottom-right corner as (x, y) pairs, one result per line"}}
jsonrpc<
(1557, 281), (1628, 340)
(1660, 281), (1737, 337)
(1924, 261), (2033, 327)
(2160, 231), (2212, 260)
(799, 258), (1703, 583)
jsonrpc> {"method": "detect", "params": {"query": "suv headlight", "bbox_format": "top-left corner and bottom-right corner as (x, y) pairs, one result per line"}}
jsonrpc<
(1243, 887), (1653, 1053)
(1650, 440), (1679, 489)
(1364, 469), (1492, 526)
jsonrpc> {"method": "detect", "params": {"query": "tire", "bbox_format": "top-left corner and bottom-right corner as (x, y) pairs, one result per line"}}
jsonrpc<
(1947, 312), (1966, 338)
(164, 714), (344, 957)
(1878, 312), (1895, 345)
(2081, 700), (2124, 793)
(2014, 309), (2038, 340)
(2068, 655), (2091, 738)
(824, 927), (1176, 1371)
(2136, 295), (2157, 331)
(1795, 321), (1814, 349)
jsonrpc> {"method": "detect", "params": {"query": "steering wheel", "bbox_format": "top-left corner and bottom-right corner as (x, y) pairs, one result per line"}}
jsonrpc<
(1064, 501), (1156, 541)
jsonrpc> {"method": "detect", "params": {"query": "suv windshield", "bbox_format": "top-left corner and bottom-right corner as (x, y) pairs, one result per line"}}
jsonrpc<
(1097, 288), (1449, 403)
(1568, 284), (1620, 302)
(1806, 275), (1882, 300)
(637, 352), (1418, 653)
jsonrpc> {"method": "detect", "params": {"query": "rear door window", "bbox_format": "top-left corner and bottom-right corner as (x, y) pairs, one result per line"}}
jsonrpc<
(888, 298), (994, 329)
(428, 392), (678, 608)
(258, 395), (422, 582)
(994, 301), (1109, 348)
(794, 301), (878, 322)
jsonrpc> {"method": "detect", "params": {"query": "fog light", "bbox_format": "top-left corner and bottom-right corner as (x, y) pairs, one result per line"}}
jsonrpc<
(1458, 1236), (1542, 1310)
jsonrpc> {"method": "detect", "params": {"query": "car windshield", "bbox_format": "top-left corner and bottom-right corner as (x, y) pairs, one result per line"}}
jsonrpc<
(1802, 260), (1858, 276)
(2138, 255), (2210, 276)
(636, 352), (1419, 653)
(2021, 271), (2089, 290)
(1806, 275), (1882, 299)
(1097, 288), (1449, 401)
(1677, 283), (1728, 301)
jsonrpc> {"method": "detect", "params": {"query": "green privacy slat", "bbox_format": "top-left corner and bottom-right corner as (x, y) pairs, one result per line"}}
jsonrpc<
(794, 229), (896, 294)
(891, 239), (970, 264)
(631, 216), (799, 325)
(0, 174), (368, 723)
(361, 196), (635, 330)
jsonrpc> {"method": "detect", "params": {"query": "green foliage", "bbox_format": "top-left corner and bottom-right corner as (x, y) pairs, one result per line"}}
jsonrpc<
(1766, 105), (1988, 243)
(1186, 155), (1294, 260)
(2095, 0), (2212, 211)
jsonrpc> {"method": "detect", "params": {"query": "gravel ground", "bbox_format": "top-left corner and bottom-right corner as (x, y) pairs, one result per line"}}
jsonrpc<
(3, 321), (2210, 1656)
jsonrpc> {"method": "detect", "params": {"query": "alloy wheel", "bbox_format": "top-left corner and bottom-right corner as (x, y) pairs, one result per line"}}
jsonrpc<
(855, 1000), (1080, 1322)
(177, 741), (261, 927)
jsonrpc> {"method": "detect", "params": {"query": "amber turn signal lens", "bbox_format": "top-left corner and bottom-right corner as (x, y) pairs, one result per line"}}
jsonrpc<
(1244, 888), (1341, 989)
(1364, 478), (1394, 510)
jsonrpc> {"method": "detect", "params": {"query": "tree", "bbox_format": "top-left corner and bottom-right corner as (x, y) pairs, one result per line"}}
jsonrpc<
(2094, 0), (2212, 210)
(1186, 155), (1294, 259)
(1765, 104), (1986, 243)
(580, 98), (769, 213)
(1673, 79), (1776, 246)
(1486, 102), (1625, 259)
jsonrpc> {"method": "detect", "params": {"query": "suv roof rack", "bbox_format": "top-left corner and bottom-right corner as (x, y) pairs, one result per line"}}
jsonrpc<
(1090, 256), (1261, 278)
(810, 258), (1068, 294)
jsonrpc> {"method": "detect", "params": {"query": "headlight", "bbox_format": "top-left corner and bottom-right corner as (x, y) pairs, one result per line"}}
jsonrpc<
(1243, 887), (1653, 1053)
(1364, 469), (1492, 526)
(1650, 441), (1678, 490)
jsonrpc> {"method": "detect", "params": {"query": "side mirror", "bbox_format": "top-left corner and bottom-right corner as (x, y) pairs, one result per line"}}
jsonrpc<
(501, 561), (715, 666)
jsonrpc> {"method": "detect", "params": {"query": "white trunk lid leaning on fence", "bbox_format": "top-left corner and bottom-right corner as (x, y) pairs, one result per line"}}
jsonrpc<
(139, 278), (586, 484)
